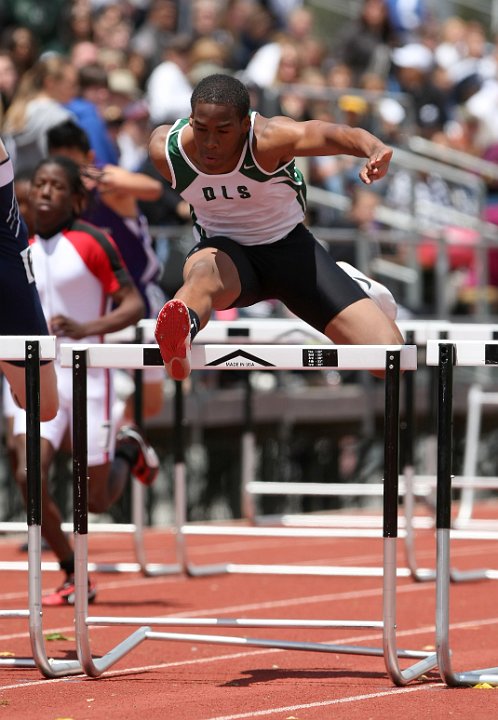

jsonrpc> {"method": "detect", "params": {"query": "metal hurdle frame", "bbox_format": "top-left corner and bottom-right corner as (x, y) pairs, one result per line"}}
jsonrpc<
(393, 322), (498, 583)
(427, 339), (498, 686)
(196, 318), (423, 531)
(0, 336), (82, 677)
(51, 317), (498, 583)
(61, 340), (439, 684)
(119, 318), (414, 578)
(114, 318), (436, 581)
(139, 317), (433, 537)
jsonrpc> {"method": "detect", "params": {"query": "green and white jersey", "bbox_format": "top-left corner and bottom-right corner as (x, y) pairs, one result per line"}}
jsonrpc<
(164, 111), (306, 245)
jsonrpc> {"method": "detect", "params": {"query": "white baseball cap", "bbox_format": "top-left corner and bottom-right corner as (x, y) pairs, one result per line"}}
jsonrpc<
(391, 43), (433, 71)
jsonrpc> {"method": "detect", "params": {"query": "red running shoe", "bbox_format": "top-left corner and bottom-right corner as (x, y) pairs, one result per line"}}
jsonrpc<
(42, 575), (97, 606)
(115, 425), (159, 486)
(154, 299), (192, 381)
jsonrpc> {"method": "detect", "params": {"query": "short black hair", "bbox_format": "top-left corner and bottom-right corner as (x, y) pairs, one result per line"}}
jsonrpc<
(31, 156), (89, 221)
(32, 156), (87, 196)
(47, 119), (91, 154)
(190, 73), (250, 120)
(77, 62), (108, 91)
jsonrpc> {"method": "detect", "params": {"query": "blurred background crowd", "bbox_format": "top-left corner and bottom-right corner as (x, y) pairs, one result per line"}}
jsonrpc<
(2, 0), (498, 317)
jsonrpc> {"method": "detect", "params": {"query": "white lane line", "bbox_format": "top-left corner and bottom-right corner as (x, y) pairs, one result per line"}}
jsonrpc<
(201, 683), (443, 720)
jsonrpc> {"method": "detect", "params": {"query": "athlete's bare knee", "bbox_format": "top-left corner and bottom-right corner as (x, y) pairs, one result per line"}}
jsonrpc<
(184, 258), (224, 294)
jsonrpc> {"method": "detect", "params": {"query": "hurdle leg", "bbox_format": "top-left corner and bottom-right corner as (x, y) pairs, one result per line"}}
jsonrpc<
(0, 339), (81, 674)
(0, 340), (38, 669)
(72, 349), (151, 676)
(435, 343), (498, 686)
(240, 372), (257, 523)
(127, 325), (181, 576)
(400, 353), (492, 585)
(381, 350), (438, 683)
(22, 341), (82, 677)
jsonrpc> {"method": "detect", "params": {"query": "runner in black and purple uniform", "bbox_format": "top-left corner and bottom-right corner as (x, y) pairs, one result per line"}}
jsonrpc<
(0, 135), (58, 421)
(46, 119), (165, 421)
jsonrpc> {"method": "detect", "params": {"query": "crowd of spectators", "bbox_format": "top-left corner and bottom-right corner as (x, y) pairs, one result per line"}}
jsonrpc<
(1, 0), (498, 312)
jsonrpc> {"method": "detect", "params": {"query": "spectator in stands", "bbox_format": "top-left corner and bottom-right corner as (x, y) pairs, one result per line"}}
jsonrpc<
(0, 0), (69, 53)
(0, 26), (38, 77)
(190, 0), (232, 45)
(386, 0), (427, 44)
(70, 40), (100, 69)
(91, 4), (133, 56)
(146, 34), (194, 127)
(0, 49), (18, 118)
(230, 3), (277, 77)
(66, 62), (120, 165)
(390, 42), (449, 138)
(130, 0), (178, 73)
(188, 36), (230, 86)
(115, 99), (151, 172)
(65, 3), (95, 48)
(336, 0), (396, 84)
(2, 54), (77, 174)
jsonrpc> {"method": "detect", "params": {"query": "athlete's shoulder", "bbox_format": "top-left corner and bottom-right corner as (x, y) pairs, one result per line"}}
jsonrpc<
(149, 124), (174, 156)
(66, 218), (130, 282)
(67, 218), (122, 258)
(70, 218), (110, 242)
(252, 114), (299, 169)
(149, 123), (182, 184)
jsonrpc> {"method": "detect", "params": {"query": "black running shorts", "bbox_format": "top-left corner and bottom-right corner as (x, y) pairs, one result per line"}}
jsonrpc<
(186, 223), (368, 333)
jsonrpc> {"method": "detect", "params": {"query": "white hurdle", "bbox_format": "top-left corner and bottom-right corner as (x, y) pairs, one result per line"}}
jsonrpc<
(0, 336), (82, 677)
(427, 339), (498, 686)
(153, 317), (434, 532)
(61, 340), (440, 686)
(114, 319), (435, 580)
(394, 321), (498, 583)
(105, 319), (421, 578)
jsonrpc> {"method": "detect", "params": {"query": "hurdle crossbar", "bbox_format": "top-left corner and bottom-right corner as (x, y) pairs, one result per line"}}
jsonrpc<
(61, 342), (422, 579)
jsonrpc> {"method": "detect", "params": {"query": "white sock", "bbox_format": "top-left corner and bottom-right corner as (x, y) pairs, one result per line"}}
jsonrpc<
(337, 261), (398, 321)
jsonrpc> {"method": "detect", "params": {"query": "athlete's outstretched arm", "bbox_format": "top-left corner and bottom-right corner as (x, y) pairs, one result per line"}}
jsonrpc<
(256, 115), (393, 185)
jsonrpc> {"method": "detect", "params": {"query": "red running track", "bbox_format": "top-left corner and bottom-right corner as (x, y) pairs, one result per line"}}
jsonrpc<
(0, 505), (498, 719)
